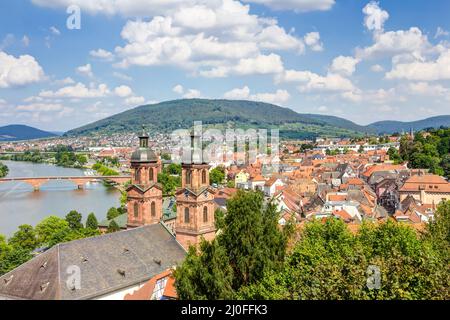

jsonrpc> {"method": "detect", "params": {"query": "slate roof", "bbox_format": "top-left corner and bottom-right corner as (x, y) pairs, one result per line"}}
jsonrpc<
(0, 224), (186, 300)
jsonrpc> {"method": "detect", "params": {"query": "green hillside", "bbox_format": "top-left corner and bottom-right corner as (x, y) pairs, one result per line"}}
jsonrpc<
(368, 115), (450, 134)
(66, 99), (366, 139)
(0, 125), (56, 141)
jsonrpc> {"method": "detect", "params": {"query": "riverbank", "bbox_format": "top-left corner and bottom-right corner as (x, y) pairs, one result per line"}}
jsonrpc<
(0, 161), (121, 236)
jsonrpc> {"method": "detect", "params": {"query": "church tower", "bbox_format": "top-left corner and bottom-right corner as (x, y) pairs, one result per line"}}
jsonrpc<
(127, 127), (163, 228)
(175, 132), (216, 250)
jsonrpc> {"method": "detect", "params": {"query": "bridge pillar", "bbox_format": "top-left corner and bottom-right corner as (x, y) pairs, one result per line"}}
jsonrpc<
(77, 184), (84, 190)
(29, 180), (45, 192)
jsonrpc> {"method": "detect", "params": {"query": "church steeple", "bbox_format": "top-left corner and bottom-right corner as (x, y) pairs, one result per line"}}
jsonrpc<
(175, 130), (216, 250)
(127, 127), (163, 228)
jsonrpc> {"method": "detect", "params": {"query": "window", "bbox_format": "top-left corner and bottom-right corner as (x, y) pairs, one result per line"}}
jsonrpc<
(184, 207), (190, 223)
(134, 169), (140, 183)
(134, 202), (139, 218)
(149, 168), (154, 182)
(151, 201), (156, 217)
(186, 170), (191, 184)
(202, 169), (207, 184)
(203, 206), (208, 223)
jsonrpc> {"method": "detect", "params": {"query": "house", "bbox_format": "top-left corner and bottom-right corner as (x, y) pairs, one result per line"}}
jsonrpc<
(264, 177), (284, 197)
(0, 224), (186, 300)
(399, 174), (450, 205)
(124, 269), (177, 300)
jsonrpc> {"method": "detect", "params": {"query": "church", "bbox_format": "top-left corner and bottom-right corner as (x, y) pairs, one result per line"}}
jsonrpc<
(0, 129), (217, 300)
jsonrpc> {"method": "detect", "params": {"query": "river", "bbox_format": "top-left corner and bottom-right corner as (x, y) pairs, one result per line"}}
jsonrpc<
(0, 161), (121, 237)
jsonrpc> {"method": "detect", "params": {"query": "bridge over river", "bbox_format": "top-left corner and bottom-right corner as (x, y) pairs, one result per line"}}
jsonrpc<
(0, 176), (130, 191)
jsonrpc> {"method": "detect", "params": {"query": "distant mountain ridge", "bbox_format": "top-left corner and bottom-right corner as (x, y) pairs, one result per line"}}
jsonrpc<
(367, 115), (450, 134)
(0, 125), (57, 141)
(65, 99), (450, 138)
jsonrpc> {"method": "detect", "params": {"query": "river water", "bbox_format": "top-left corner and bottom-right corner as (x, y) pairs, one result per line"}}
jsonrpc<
(0, 161), (121, 237)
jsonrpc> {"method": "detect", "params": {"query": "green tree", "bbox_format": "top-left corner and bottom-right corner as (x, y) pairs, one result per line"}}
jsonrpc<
(108, 220), (120, 233)
(174, 239), (235, 300)
(65, 210), (83, 230)
(86, 213), (99, 230)
(107, 207), (121, 220)
(0, 162), (8, 178)
(387, 147), (402, 164)
(210, 166), (225, 185)
(8, 225), (38, 251)
(175, 190), (292, 299)
(35, 216), (69, 245)
(0, 247), (32, 276)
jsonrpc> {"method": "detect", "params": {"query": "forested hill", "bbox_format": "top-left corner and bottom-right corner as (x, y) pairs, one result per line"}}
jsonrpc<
(0, 125), (56, 141)
(368, 115), (450, 134)
(65, 99), (370, 139)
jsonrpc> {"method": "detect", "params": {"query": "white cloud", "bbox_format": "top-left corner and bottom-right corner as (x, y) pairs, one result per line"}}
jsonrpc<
(39, 83), (110, 99)
(76, 63), (94, 78)
(304, 32), (323, 52)
(50, 26), (61, 35)
(183, 89), (202, 99)
(406, 82), (449, 96)
(386, 49), (450, 81)
(90, 49), (114, 61)
(224, 86), (251, 99)
(356, 27), (431, 60)
(276, 69), (355, 93)
(224, 86), (290, 105)
(114, 85), (133, 97)
(370, 64), (384, 72)
(329, 56), (360, 76)
(0, 51), (45, 88)
(125, 96), (145, 106)
(341, 88), (404, 105)
(112, 1), (311, 77)
(172, 84), (184, 94)
(363, 1), (389, 32)
(234, 53), (284, 75)
(242, 0), (335, 12)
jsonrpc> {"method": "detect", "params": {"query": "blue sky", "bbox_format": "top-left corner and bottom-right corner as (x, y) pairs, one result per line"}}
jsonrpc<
(0, 0), (449, 131)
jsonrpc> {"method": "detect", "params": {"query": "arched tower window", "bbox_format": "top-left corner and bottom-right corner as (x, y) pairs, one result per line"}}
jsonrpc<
(203, 206), (208, 223)
(149, 168), (154, 182)
(134, 169), (140, 184)
(202, 169), (207, 184)
(134, 202), (139, 218)
(184, 207), (190, 223)
(151, 201), (156, 217)
(186, 170), (191, 185)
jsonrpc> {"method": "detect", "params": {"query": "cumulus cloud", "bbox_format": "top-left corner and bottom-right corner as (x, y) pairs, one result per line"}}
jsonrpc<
(363, 1), (389, 32)
(182, 89), (202, 99)
(114, 85), (133, 97)
(304, 32), (323, 51)
(125, 96), (145, 106)
(435, 27), (449, 39)
(329, 56), (360, 76)
(76, 63), (94, 78)
(111, 1), (315, 77)
(224, 86), (290, 105)
(0, 51), (45, 88)
(276, 69), (355, 93)
(39, 82), (110, 99)
(172, 84), (184, 94)
(113, 72), (132, 81)
(370, 64), (384, 72)
(90, 49), (114, 61)
(386, 49), (450, 81)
